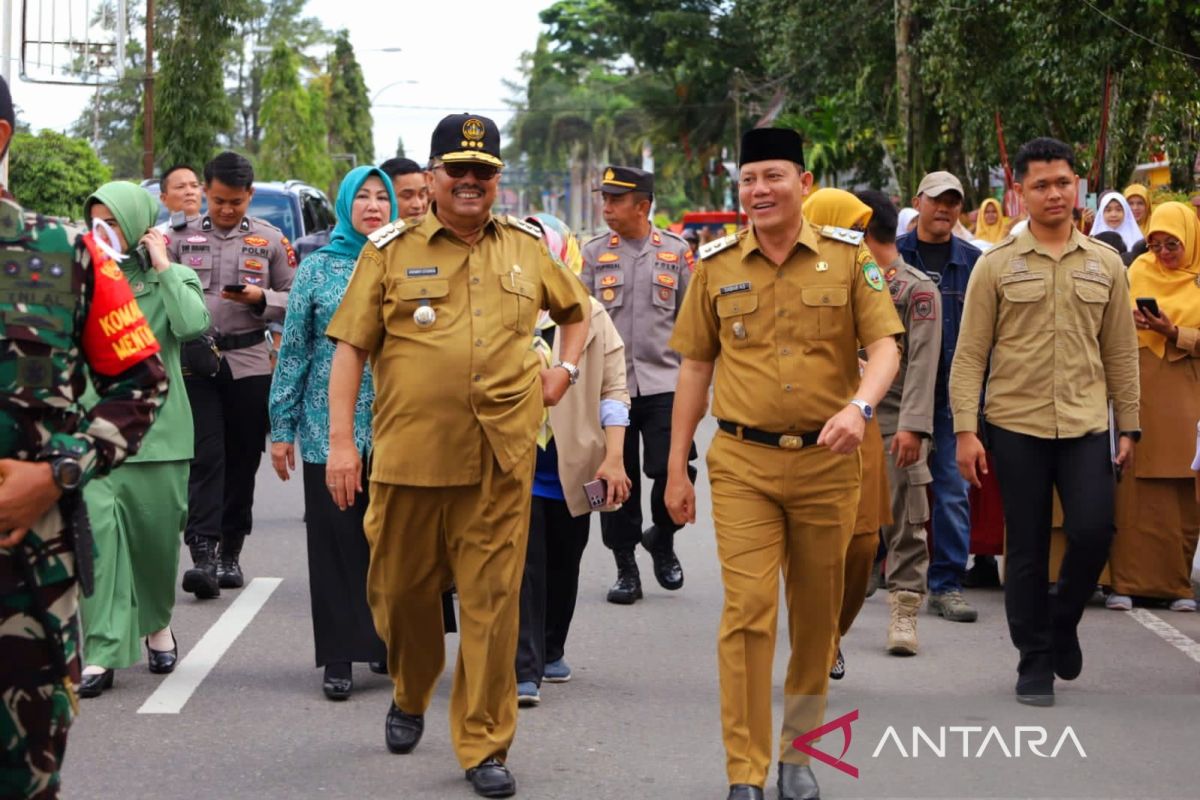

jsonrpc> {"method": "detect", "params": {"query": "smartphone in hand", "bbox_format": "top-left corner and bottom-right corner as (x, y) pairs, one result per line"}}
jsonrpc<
(583, 479), (608, 510)
(1136, 297), (1160, 317)
(223, 284), (246, 293)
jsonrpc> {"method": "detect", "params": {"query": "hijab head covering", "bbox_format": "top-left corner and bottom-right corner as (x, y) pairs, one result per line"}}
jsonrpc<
(973, 198), (1007, 243)
(83, 181), (159, 258)
(526, 212), (582, 277)
(896, 207), (918, 238)
(1089, 191), (1143, 251)
(801, 187), (873, 230)
(1122, 183), (1153, 236)
(1127, 201), (1200, 357)
(322, 166), (397, 261)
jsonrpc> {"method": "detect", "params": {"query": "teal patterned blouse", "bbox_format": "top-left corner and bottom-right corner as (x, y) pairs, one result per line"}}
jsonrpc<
(269, 249), (373, 463)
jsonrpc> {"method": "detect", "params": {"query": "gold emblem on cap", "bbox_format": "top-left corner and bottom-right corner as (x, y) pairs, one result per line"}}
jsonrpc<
(604, 168), (615, 182)
(463, 118), (485, 141)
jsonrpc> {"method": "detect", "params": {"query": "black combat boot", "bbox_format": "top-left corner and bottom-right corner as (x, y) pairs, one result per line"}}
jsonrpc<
(217, 532), (246, 589)
(642, 525), (684, 591)
(606, 549), (642, 605)
(182, 538), (220, 599)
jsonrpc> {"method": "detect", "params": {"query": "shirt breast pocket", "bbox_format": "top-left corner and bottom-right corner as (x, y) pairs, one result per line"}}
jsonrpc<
(999, 274), (1048, 330)
(500, 276), (537, 334)
(716, 292), (758, 349)
(594, 270), (624, 310)
(651, 271), (679, 310)
(800, 286), (849, 340)
(184, 252), (214, 288)
(1071, 272), (1110, 332)
(384, 278), (449, 336)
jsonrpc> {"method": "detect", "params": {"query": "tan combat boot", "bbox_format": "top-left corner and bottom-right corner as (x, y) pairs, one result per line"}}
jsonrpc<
(887, 590), (922, 655)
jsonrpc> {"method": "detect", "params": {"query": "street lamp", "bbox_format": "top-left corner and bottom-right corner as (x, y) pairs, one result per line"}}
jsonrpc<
(371, 79), (418, 106)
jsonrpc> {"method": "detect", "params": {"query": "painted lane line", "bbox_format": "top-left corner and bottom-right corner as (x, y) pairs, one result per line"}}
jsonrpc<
(137, 577), (282, 714)
(1127, 607), (1200, 665)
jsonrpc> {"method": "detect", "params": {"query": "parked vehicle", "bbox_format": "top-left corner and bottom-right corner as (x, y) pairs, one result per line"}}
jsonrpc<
(140, 179), (336, 243)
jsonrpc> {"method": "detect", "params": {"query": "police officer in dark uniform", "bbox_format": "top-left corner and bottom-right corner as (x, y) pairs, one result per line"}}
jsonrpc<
(580, 166), (697, 604)
(166, 152), (294, 598)
(0, 75), (169, 798)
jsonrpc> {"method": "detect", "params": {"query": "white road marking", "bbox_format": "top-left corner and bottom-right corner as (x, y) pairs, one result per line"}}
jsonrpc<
(1127, 607), (1200, 665)
(137, 577), (282, 714)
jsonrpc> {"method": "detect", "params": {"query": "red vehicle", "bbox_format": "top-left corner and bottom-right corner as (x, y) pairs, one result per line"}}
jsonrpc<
(676, 210), (748, 237)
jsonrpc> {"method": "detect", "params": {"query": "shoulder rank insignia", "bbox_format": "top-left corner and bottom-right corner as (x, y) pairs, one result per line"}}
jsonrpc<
(367, 220), (407, 248)
(506, 215), (543, 238)
(651, 231), (662, 247)
(699, 234), (738, 261)
(818, 225), (864, 246)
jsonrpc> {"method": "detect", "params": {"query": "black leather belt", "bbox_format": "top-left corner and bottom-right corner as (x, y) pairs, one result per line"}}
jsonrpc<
(214, 331), (265, 352)
(717, 419), (820, 450)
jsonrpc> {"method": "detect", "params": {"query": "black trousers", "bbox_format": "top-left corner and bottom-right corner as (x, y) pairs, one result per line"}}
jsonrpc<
(600, 392), (696, 553)
(301, 462), (388, 667)
(987, 425), (1115, 679)
(183, 360), (271, 547)
(516, 496), (591, 685)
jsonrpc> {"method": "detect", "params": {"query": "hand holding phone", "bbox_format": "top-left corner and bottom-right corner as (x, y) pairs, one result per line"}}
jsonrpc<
(1135, 297), (1160, 318)
(583, 479), (608, 510)
(223, 284), (246, 293)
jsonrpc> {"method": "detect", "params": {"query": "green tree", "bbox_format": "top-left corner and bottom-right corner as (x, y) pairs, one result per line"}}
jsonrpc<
(258, 42), (332, 185)
(156, 0), (249, 170)
(327, 30), (374, 169)
(9, 131), (112, 218)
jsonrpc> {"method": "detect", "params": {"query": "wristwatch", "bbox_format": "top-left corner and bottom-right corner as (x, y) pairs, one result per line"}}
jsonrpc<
(555, 360), (580, 385)
(849, 399), (874, 420)
(50, 456), (84, 492)
(1119, 430), (1141, 443)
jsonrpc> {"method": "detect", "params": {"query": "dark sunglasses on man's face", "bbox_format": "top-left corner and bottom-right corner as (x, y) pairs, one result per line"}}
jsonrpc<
(437, 163), (499, 181)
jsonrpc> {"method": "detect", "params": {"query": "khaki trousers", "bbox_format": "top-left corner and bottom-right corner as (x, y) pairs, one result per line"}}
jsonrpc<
(839, 420), (891, 639)
(881, 434), (932, 595)
(363, 439), (535, 769)
(708, 432), (861, 787)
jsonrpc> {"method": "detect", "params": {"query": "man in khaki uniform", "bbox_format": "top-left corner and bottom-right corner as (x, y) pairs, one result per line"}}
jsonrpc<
(325, 114), (589, 799)
(857, 190), (942, 655)
(165, 151), (294, 598)
(951, 137), (1139, 707)
(665, 128), (902, 800)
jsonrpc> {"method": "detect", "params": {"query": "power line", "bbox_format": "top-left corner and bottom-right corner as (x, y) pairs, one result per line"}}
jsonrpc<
(1080, 0), (1200, 62)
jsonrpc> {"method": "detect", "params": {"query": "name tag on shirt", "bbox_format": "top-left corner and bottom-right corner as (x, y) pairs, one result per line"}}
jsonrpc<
(407, 267), (439, 277)
(719, 282), (751, 295)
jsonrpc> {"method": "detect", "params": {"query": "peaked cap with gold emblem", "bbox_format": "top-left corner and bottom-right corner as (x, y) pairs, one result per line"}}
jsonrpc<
(430, 112), (504, 167)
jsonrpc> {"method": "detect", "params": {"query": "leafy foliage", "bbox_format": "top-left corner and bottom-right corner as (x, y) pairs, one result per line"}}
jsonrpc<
(326, 30), (374, 171)
(9, 131), (112, 218)
(257, 42), (332, 187)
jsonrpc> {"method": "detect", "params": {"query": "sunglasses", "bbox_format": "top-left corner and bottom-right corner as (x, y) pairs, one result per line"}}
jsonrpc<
(1147, 240), (1183, 254)
(435, 163), (500, 181)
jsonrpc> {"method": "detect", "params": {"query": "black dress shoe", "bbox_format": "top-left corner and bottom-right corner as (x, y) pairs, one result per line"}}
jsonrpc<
(145, 631), (178, 674)
(778, 761), (820, 800)
(642, 526), (684, 590)
(385, 703), (424, 754)
(1053, 625), (1082, 681)
(728, 784), (764, 800)
(465, 757), (516, 798)
(368, 660), (388, 675)
(77, 669), (114, 698)
(1015, 674), (1055, 707)
(829, 647), (845, 680)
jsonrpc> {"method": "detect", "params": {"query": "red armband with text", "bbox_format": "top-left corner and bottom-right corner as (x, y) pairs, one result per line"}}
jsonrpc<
(80, 232), (161, 375)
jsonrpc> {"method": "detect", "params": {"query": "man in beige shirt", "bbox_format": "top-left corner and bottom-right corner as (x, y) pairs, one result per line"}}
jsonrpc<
(950, 137), (1139, 707)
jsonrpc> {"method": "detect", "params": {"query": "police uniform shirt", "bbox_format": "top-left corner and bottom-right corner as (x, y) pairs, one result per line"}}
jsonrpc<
(949, 226), (1140, 438)
(669, 222), (904, 434)
(165, 215), (294, 379)
(580, 227), (693, 396)
(877, 257), (941, 437)
(326, 212), (589, 487)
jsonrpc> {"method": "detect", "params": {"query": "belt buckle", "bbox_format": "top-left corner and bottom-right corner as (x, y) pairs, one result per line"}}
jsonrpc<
(778, 434), (803, 450)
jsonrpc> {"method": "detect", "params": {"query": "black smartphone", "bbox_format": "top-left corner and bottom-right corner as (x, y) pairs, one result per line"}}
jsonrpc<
(223, 284), (246, 293)
(132, 245), (152, 272)
(1136, 297), (1160, 317)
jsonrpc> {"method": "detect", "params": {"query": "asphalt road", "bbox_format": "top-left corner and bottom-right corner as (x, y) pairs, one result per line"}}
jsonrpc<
(63, 417), (1200, 800)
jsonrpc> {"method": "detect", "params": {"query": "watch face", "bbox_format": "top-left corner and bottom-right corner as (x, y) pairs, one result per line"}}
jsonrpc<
(56, 459), (83, 489)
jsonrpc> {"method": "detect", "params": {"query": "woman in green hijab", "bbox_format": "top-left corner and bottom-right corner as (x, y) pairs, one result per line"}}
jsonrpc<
(77, 182), (211, 697)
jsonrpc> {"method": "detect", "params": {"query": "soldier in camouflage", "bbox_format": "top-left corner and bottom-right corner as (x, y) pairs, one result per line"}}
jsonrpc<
(0, 77), (168, 799)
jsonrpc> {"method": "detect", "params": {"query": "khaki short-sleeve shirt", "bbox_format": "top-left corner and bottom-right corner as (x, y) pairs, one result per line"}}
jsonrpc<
(669, 221), (904, 433)
(326, 212), (589, 486)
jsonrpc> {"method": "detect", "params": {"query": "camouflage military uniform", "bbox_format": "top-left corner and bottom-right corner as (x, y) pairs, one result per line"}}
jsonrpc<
(0, 196), (167, 799)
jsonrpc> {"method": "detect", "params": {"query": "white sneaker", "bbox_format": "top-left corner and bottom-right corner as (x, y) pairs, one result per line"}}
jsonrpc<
(1168, 598), (1197, 612)
(1106, 593), (1133, 610)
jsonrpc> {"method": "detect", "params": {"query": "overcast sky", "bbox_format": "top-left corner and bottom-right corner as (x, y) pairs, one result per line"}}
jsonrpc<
(4, 0), (550, 166)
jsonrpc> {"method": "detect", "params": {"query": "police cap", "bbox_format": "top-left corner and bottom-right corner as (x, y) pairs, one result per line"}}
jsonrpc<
(430, 113), (503, 168)
(597, 165), (654, 196)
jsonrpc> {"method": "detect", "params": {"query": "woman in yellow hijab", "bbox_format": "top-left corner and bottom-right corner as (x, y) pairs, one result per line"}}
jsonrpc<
(1123, 183), (1153, 237)
(801, 188), (893, 677)
(1107, 202), (1200, 612)
(973, 197), (1007, 244)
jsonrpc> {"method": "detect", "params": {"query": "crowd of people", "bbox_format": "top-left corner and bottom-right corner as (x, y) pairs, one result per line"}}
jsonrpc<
(2, 62), (1200, 800)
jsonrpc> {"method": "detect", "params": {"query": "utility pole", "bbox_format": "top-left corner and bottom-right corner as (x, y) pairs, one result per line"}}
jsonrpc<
(143, 0), (155, 179)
